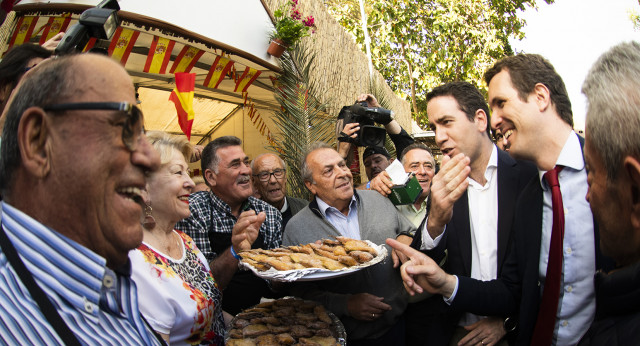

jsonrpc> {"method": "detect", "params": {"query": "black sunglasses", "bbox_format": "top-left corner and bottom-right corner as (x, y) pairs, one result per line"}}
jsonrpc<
(43, 102), (145, 151)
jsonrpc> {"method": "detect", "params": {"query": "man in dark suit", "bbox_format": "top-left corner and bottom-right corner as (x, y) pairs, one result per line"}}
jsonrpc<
(411, 82), (536, 345)
(388, 54), (615, 346)
(251, 153), (308, 229)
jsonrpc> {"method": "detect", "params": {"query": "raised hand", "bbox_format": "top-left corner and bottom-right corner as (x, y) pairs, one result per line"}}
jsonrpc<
(425, 153), (470, 239)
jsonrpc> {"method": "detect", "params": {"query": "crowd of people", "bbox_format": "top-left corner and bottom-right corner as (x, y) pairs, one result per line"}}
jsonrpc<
(0, 35), (638, 346)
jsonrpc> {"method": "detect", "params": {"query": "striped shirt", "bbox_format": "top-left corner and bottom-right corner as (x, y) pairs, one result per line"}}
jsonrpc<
(0, 202), (162, 345)
(175, 191), (282, 262)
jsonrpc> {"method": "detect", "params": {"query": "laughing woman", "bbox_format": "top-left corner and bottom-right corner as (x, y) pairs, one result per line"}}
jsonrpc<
(130, 131), (225, 345)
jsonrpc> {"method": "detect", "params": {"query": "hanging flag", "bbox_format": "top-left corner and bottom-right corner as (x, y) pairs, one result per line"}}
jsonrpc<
(143, 36), (175, 74)
(203, 55), (234, 89)
(8, 16), (38, 50)
(39, 15), (71, 45)
(108, 27), (140, 66)
(169, 73), (196, 140)
(234, 66), (262, 93)
(170, 45), (204, 74)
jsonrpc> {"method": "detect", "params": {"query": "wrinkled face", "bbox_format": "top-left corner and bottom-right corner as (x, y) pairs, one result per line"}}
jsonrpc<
(147, 148), (195, 224)
(488, 70), (540, 161)
(252, 154), (287, 208)
(585, 137), (633, 264)
(428, 95), (485, 160)
(363, 153), (390, 179)
(403, 148), (435, 199)
(45, 55), (160, 267)
(306, 148), (354, 210)
(209, 145), (252, 207)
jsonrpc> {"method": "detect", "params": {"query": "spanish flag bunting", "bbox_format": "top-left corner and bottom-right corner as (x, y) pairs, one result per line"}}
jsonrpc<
(234, 66), (262, 93)
(170, 45), (204, 74)
(82, 37), (97, 52)
(203, 55), (234, 89)
(108, 27), (140, 66)
(144, 36), (175, 74)
(8, 16), (38, 50)
(39, 15), (71, 45)
(169, 73), (196, 140)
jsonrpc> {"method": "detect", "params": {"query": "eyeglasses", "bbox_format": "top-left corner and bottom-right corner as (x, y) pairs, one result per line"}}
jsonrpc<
(253, 168), (285, 182)
(43, 102), (145, 152)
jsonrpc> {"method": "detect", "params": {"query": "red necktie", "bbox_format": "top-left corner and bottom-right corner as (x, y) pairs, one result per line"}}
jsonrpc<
(531, 165), (564, 346)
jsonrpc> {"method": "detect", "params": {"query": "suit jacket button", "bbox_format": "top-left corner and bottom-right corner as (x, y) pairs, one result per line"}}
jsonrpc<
(537, 281), (541, 287)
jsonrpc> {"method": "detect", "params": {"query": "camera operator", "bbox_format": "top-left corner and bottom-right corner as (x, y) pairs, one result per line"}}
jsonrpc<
(337, 94), (414, 183)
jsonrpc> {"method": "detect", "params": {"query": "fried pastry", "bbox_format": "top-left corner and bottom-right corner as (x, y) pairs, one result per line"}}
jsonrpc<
(337, 255), (358, 267)
(290, 325), (314, 338)
(242, 323), (269, 338)
(349, 250), (374, 263)
(314, 305), (333, 324)
(227, 339), (256, 346)
(276, 333), (296, 345)
(254, 334), (277, 345)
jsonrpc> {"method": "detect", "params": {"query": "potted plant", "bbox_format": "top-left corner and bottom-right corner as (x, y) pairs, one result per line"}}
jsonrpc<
(268, 0), (316, 58)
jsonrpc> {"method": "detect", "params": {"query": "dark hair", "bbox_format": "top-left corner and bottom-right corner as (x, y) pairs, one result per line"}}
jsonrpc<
(426, 81), (491, 137)
(201, 136), (243, 183)
(0, 55), (77, 194)
(484, 54), (573, 127)
(0, 44), (52, 110)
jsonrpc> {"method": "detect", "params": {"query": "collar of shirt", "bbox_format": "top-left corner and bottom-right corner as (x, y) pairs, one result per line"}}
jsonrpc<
(538, 131), (585, 190)
(316, 195), (358, 218)
(1, 201), (115, 319)
(467, 144), (499, 191)
(280, 197), (289, 213)
(208, 190), (259, 216)
(409, 196), (428, 213)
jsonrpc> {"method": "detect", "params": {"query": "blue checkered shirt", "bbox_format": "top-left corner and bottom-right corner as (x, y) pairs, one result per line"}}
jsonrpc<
(0, 202), (162, 345)
(175, 191), (282, 261)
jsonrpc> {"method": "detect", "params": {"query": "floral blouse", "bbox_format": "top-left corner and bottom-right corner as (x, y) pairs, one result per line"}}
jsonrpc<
(130, 230), (225, 345)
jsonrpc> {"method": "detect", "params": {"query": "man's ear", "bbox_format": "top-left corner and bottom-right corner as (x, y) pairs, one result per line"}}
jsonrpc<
(18, 107), (51, 178)
(204, 168), (217, 187)
(474, 108), (488, 134)
(533, 83), (551, 112)
(304, 180), (316, 195)
(624, 155), (640, 230)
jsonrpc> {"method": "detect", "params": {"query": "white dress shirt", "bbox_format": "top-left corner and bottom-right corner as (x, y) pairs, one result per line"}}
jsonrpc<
(538, 131), (596, 345)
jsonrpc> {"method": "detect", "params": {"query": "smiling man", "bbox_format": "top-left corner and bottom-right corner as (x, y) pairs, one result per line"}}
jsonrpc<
(0, 54), (163, 344)
(387, 56), (615, 346)
(283, 142), (413, 345)
(175, 136), (283, 315)
(251, 153), (308, 229)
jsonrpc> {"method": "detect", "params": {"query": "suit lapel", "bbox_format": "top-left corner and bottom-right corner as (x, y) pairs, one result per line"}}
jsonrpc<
(496, 150), (518, 274)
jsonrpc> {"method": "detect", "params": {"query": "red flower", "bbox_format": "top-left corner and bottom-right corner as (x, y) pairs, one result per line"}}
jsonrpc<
(303, 16), (315, 27)
(291, 9), (302, 20)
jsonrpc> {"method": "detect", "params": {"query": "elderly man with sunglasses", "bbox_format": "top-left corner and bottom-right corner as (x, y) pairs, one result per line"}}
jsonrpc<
(0, 54), (165, 344)
(251, 153), (308, 230)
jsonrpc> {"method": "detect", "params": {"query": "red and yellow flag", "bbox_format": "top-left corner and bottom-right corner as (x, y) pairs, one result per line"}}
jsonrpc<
(144, 36), (175, 74)
(234, 66), (262, 93)
(203, 55), (234, 89)
(108, 27), (140, 66)
(170, 45), (204, 74)
(8, 16), (38, 50)
(169, 73), (196, 140)
(39, 15), (71, 45)
(82, 37), (97, 52)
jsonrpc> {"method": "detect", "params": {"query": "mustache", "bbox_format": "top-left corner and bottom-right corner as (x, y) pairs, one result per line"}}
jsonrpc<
(236, 175), (251, 184)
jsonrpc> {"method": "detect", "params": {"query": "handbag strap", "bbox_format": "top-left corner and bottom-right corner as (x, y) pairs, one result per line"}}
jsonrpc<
(0, 223), (81, 346)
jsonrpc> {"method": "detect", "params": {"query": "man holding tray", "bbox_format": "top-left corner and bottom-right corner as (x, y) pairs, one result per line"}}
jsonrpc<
(283, 142), (414, 345)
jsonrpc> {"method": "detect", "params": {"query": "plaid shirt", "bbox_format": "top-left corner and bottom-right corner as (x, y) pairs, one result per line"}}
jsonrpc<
(175, 191), (282, 262)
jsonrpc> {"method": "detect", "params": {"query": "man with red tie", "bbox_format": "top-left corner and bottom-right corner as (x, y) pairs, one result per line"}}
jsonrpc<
(388, 54), (614, 346)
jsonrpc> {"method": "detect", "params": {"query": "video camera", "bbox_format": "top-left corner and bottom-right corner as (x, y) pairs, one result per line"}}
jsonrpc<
(336, 101), (394, 147)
